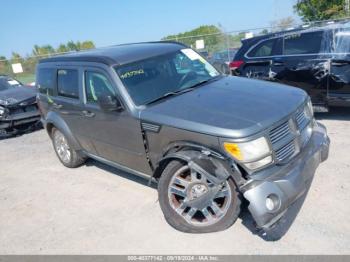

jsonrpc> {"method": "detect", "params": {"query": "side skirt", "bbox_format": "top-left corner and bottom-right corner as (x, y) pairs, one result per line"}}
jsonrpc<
(84, 152), (158, 184)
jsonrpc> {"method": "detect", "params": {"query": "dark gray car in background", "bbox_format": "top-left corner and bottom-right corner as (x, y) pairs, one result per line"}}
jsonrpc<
(0, 75), (41, 136)
(36, 42), (329, 237)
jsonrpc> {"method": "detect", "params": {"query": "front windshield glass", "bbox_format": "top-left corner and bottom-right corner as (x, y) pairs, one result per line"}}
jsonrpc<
(0, 77), (22, 91)
(114, 48), (220, 105)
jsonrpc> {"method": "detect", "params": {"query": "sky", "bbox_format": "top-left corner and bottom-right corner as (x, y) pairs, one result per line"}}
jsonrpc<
(1, 0), (299, 58)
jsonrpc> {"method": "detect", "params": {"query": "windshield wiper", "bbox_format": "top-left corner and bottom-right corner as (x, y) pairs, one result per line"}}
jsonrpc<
(185, 75), (223, 90)
(145, 75), (223, 106)
(146, 88), (195, 105)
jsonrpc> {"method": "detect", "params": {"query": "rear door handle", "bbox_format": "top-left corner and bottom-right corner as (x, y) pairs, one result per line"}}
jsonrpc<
(272, 61), (284, 66)
(82, 110), (95, 118)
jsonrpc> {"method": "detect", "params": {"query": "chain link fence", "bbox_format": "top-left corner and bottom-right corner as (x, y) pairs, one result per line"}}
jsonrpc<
(2, 18), (346, 84)
(0, 25), (281, 84)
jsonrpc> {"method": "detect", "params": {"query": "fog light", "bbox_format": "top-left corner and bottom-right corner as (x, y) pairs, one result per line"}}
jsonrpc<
(265, 194), (280, 212)
(244, 155), (272, 170)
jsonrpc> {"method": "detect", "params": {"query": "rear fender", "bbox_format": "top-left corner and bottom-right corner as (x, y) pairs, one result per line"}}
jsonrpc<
(44, 111), (82, 151)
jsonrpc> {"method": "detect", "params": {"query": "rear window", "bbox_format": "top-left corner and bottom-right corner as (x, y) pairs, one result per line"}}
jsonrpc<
(247, 39), (276, 57)
(284, 31), (323, 55)
(57, 69), (79, 99)
(37, 68), (55, 95)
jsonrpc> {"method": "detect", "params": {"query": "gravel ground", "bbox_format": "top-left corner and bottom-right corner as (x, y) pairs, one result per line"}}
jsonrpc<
(0, 108), (349, 254)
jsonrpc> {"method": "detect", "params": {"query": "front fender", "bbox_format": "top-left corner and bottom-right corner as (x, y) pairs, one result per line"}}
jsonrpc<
(155, 149), (245, 186)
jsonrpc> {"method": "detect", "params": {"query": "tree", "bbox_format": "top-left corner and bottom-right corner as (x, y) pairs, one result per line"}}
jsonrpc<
(294, 0), (348, 21)
(162, 25), (222, 51)
(32, 45), (55, 56)
(67, 41), (78, 51)
(11, 52), (23, 63)
(80, 41), (95, 50)
(270, 16), (296, 31)
(56, 44), (69, 53)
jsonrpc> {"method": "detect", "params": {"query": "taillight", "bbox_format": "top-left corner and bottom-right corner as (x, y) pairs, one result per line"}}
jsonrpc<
(229, 60), (244, 70)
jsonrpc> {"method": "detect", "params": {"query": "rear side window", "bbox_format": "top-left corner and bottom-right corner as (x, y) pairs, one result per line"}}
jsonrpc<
(334, 29), (350, 53)
(37, 68), (55, 95)
(57, 69), (79, 99)
(284, 31), (323, 55)
(247, 39), (276, 57)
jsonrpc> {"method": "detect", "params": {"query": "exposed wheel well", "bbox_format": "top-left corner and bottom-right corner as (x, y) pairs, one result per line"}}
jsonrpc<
(46, 123), (55, 138)
(152, 146), (247, 187)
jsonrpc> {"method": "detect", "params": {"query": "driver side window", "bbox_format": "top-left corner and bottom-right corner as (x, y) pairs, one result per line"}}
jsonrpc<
(85, 71), (115, 104)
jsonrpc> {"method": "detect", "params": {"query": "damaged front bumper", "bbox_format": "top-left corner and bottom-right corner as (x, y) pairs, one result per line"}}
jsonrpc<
(0, 110), (41, 130)
(240, 122), (330, 230)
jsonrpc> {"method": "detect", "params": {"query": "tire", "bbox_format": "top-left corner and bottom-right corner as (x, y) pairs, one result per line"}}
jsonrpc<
(51, 127), (86, 168)
(158, 160), (241, 233)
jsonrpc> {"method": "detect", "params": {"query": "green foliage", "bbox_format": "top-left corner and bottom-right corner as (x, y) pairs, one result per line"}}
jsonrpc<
(270, 16), (296, 31)
(294, 0), (348, 21)
(162, 25), (223, 51)
(0, 40), (96, 80)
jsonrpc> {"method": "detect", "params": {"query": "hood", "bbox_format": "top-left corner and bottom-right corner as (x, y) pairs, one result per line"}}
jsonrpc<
(0, 86), (37, 106)
(140, 76), (307, 138)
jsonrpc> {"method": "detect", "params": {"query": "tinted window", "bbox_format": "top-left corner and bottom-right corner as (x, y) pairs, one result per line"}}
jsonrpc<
(85, 71), (115, 103)
(0, 76), (22, 91)
(115, 49), (219, 106)
(248, 39), (276, 57)
(57, 69), (79, 99)
(284, 32), (323, 55)
(334, 29), (350, 53)
(37, 68), (55, 95)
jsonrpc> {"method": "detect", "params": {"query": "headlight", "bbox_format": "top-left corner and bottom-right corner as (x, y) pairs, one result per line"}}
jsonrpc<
(306, 98), (314, 117)
(223, 137), (272, 170)
(0, 106), (5, 117)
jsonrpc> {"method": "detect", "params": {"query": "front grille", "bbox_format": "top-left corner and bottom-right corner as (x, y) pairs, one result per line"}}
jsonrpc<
(268, 103), (312, 163)
(269, 121), (290, 144)
(275, 140), (295, 161)
(9, 104), (38, 115)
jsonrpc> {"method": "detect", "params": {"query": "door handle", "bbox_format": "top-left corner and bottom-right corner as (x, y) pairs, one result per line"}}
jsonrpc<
(52, 103), (63, 109)
(331, 60), (350, 66)
(272, 61), (284, 66)
(82, 110), (95, 118)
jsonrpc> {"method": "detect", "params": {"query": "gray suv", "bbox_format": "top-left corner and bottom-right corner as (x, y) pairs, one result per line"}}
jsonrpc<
(36, 42), (329, 235)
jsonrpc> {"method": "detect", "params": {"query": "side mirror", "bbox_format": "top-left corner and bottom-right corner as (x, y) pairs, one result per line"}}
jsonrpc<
(97, 94), (123, 112)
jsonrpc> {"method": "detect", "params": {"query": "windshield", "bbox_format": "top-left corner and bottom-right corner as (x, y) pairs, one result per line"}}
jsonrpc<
(0, 77), (22, 91)
(114, 48), (220, 105)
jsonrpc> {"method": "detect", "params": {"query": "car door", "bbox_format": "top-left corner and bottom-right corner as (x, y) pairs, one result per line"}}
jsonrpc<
(242, 37), (280, 81)
(76, 67), (152, 175)
(328, 27), (350, 106)
(270, 31), (330, 105)
(52, 67), (89, 144)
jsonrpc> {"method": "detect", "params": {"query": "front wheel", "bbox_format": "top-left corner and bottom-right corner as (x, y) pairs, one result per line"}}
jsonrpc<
(51, 128), (86, 168)
(158, 160), (241, 233)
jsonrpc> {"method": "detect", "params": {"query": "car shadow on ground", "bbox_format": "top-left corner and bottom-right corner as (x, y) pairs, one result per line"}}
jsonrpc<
(85, 157), (307, 241)
(84, 158), (158, 189)
(315, 107), (350, 121)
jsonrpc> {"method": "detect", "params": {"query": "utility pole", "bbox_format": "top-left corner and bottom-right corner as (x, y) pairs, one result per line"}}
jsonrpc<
(345, 0), (350, 17)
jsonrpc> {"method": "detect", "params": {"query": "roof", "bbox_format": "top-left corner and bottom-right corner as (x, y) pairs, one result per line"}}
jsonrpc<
(243, 20), (350, 44)
(39, 41), (187, 66)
